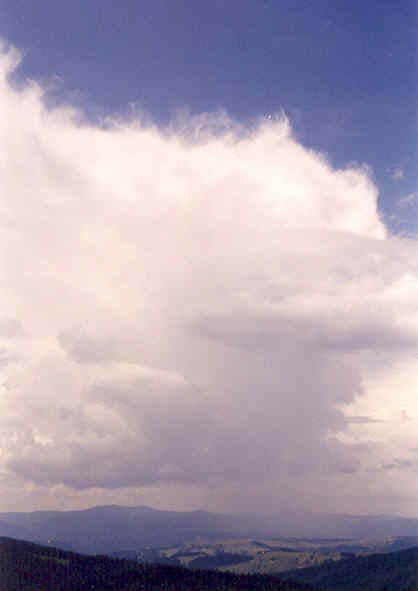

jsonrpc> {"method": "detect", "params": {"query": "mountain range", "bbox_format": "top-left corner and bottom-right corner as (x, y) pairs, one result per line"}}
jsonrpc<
(1, 505), (418, 554)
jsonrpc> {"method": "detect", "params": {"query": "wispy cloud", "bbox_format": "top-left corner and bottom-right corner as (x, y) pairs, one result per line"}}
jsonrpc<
(397, 192), (418, 207)
(391, 166), (405, 180)
(381, 458), (418, 471)
(345, 416), (384, 424)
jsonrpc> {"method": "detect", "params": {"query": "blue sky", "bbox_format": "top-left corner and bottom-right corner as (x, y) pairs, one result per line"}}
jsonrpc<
(1, 0), (416, 234)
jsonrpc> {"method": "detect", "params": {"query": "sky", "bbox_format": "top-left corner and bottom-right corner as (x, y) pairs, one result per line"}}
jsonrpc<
(0, 1), (417, 517)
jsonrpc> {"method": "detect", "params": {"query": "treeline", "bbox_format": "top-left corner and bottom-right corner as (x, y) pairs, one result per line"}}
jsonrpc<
(0, 537), (315, 591)
(280, 545), (418, 591)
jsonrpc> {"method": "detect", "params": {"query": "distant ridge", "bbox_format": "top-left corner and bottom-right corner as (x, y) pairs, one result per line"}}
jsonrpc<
(0, 505), (417, 554)
(0, 505), (238, 553)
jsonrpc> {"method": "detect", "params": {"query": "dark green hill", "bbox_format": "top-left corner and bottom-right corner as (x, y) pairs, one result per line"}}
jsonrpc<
(0, 537), (315, 591)
(280, 545), (418, 591)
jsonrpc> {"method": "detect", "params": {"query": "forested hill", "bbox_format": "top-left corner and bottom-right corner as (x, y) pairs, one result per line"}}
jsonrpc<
(0, 537), (315, 591)
(280, 545), (418, 591)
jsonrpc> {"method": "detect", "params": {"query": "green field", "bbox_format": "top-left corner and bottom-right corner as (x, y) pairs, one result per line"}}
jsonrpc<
(151, 535), (418, 575)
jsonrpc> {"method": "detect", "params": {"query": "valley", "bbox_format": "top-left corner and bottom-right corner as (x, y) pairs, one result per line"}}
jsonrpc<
(114, 534), (418, 575)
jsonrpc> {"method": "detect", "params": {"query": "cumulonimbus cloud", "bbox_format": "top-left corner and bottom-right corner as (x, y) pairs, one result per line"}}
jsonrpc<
(0, 43), (418, 514)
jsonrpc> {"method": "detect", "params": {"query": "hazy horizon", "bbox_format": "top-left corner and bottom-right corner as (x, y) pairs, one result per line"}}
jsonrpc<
(0, 1), (417, 519)
(2, 502), (418, 520)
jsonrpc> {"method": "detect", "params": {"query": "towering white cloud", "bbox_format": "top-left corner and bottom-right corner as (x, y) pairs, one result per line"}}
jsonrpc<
(0, 44), (417, 515)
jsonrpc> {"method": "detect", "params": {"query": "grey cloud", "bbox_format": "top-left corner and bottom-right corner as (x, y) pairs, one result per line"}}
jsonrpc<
(192, 309), (418, 354)
(58, 331), (119, 364)
(5, 345), (360, 491)
(0, 347), (20, 367)
(381, 458), (418, 471)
